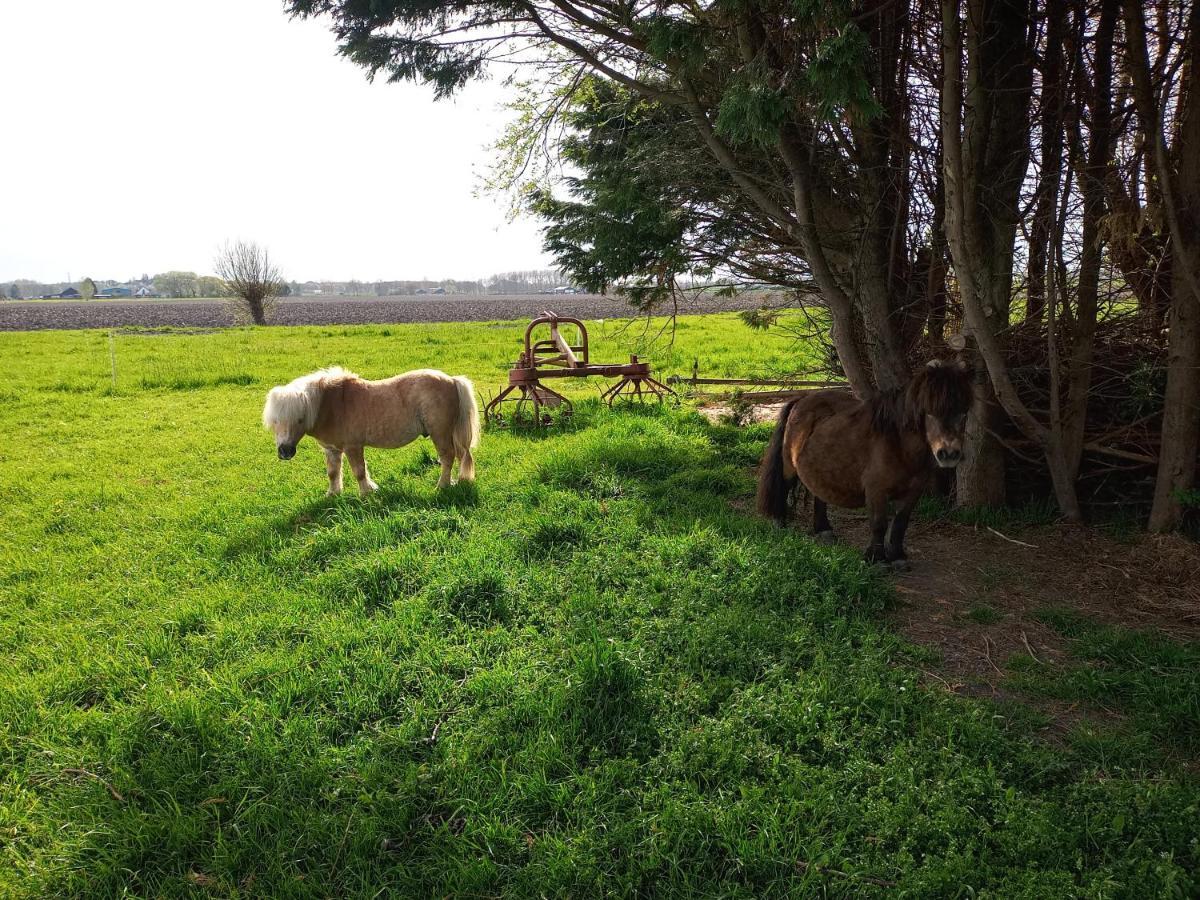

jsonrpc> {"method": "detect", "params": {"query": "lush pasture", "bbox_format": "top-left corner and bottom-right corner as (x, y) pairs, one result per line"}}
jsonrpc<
(1, 316), (1196, 897)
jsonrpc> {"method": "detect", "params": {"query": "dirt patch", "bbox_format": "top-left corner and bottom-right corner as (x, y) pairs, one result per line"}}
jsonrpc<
(819, 510), (1199, 706)
(698, 401), (789, 426)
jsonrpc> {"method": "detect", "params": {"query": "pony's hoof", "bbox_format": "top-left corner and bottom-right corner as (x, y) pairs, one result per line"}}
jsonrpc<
(889, 558), (912, 574)
(361, 481), (379, 494)
(813, 530), (837, 545)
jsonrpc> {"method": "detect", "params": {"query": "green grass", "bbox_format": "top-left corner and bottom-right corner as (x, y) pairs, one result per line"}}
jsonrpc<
(1009, 609), (1200, 766)
(0, 313), (820, 400)
(1, 316), (1197, 897)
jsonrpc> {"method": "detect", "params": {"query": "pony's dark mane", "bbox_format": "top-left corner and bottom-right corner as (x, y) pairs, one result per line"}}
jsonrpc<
(869, 363), (973, 434)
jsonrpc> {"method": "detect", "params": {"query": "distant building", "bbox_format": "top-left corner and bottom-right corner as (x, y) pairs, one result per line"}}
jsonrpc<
(134, 285), (155, 297)
(53, 287), (81, 299)
(97, 285), (133, 298)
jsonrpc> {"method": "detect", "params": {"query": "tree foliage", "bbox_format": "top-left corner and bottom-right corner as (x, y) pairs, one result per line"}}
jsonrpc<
(153, 271), (200, 299)
(196, 275), (227, 298)
(290, 0), (1200, 530)
(528, 80), (695, 305)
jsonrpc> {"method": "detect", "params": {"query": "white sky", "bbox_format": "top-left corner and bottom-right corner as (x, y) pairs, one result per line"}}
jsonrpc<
(0, 0), (551, 283)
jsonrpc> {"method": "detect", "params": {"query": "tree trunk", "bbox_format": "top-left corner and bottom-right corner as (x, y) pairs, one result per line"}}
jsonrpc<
(778, 126), (900, 396)
(923, 169), (949, 345)
(1122, 0), (1200, 530)
(956, 362), (1007, 506)
(248, 296), (266, 325)
(853, 258), (911, 391)
(940, 0), (1083, 519)
(957, 263), (1014, 509)
(1106, 179), (1172, 330)
(1061, 0), (1118, 482)
(1148, 1), (1200, 530)
(1025, 0), (1067, 325)
(1151, 290), (1200, 530)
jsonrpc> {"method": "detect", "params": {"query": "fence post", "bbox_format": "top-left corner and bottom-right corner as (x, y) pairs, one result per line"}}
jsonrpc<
(108, 330), (117, 390)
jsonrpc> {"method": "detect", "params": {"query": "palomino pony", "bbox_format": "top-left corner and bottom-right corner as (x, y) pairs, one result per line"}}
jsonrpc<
(757, 360), (973, 569)
(262, 367), (479, 494)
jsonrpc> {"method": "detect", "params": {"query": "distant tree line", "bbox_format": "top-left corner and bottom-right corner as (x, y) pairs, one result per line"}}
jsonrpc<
(150, 272), (230, 298)
(295, 270), (574, 296)
(3, 269), (576, 301)
(0, 274), (215, 299)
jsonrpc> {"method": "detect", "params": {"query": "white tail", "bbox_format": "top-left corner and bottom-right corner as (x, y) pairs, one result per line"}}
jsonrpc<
(452, 376), (480, 481)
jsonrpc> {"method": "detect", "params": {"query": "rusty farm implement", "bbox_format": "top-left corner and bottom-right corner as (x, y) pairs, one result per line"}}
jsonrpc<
(484, 312), (676, 426)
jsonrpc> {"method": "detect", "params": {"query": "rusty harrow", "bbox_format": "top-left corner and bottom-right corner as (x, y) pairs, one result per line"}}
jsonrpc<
(485, 312), (675, 426)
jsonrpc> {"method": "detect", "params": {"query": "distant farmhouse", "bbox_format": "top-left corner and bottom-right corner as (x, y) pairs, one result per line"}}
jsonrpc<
(99, 283), (156, 298)
(38, 281), (155, 299)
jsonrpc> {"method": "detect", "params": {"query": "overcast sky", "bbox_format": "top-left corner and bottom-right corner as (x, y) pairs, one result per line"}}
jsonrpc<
(1, 0), (551, 283)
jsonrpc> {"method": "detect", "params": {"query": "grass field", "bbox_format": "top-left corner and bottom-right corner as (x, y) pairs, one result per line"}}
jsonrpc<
(1, 315), (1197, 897)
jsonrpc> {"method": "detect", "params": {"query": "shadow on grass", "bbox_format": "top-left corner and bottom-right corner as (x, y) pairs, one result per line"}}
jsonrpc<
(481, 398), (610, 441)
(221, 478), (479, 566)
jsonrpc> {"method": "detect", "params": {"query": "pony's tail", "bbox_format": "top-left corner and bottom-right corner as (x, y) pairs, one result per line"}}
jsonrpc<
(452, 376), (480, 481)
(757, 400), (797, 525)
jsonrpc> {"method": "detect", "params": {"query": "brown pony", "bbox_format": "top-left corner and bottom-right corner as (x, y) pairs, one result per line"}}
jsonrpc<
(757, 360), (973, 569)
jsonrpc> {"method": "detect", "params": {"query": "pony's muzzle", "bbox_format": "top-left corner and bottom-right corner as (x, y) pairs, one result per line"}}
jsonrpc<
(278, 444), (297, 460)
(935, 447), (962, 467)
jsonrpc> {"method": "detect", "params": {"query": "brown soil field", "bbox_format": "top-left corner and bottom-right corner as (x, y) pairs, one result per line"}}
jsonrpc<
(0, 293), (768, 331)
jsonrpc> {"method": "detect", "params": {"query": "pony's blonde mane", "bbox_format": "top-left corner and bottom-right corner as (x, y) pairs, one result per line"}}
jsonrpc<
(262, 366), (358, 430)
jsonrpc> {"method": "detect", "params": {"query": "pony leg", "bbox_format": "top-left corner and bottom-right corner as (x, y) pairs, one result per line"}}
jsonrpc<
(436, 449), (455, 488)
(863, 491), (890, 565)
(430, 434), (456, 488)
(812, 498), (836, 544)
(885, 486), (923, 571)
(323, 446), (344, 496)
(345, 446), (378, 494)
